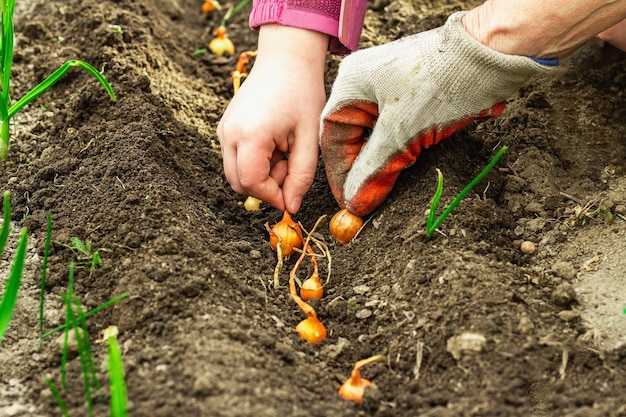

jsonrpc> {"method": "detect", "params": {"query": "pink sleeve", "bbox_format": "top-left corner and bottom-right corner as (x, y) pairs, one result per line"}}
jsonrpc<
(249, 0), (367, 55)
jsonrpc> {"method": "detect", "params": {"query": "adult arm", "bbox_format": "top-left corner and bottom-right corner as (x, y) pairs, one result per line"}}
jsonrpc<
(463, 0), (626, 58)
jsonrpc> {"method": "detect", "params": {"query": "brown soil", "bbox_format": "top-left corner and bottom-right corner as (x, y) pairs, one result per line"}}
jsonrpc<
(1, 0), (626, 416)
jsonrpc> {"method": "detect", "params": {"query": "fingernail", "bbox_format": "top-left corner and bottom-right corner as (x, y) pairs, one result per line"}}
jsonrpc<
(289, 195), (302, 214)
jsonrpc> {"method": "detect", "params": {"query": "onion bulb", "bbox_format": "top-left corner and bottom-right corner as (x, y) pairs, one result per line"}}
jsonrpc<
(329, 209), (363, 243)
(202, 0), (220, 13)
(300, 272), (323, 301)
(244, 196), (262, 211)
(269, 211), (303, 258)
(338, 355), (383, 403)
(209, 26), (234, 57)
(296, 315), (326, 344)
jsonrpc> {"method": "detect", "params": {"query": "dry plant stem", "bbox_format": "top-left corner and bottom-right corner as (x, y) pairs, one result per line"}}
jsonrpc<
(289, 216), (325, 318)
(348, 355), (384, 387)
(309, 236), (332, 285)
(325, 249), (332, 285)
(255, 274), (269, 308)
(289, 251), (317, 318)
(559, 350), (569, 380)
(298, 229), (320, 287)
(232, 72), (246, 94)
(413, 340), (424, 380)
(353, 354), (384, 372)
(232, 50), (257, 94)
(273, 243), (283, 290)
(353, 215), (371, 241)
(306, 239), (319, 278)
(264, 222), (283, 289)
(298, 218), (331, 284)
(235, 50), (257, 74)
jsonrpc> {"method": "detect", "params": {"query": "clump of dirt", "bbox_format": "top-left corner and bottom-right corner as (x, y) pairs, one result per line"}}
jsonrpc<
(1, 0), (626, 416)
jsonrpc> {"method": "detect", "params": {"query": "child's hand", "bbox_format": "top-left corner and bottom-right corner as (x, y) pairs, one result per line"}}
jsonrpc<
(218, 25), (328, 213)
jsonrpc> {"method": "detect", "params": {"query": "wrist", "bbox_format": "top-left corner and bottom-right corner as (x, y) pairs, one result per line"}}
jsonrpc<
(461, 2), (555, 58)
(257, 24), (329, 75)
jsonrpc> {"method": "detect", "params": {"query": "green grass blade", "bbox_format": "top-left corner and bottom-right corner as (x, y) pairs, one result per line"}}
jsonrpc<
(68, 302), (94, 416)
(1, 0), (15, 104)
(0, 190), (10, 257)
(8, 61), (74, 118)
(0, 0), (114, 161)
(426, 169), (443, 233)
(426, 146), (507, 237)
(41, 293), (129, 339)
(70, 60), (116, 101)
(0, 119), (9, 160)
(221, 0), (251, 26)
(108, 334), (128, 417)
(45, 378), (70, 417)
(61, 263), (75, 390)
(61, 320), (69, 389)
(0, 0), (3, 69)
(89, 251), (103, 278)
(0, 0), (12, 160)
(39, 214), (52, 339)
(0, 227), (27, 345)
(0, 98), (7, 122)
(73, 295), (102, 399)
(8, 59), (116, 119)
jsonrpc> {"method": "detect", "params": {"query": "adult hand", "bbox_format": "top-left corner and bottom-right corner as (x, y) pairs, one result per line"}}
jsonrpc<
(320, 12), (555, 216)
(218, 25), (328, 213)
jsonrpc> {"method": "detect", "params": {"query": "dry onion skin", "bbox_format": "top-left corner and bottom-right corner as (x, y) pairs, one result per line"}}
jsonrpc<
(269, 211), (303, 258)
(329, 209), (363, 243)
(287, 215), (328, 344)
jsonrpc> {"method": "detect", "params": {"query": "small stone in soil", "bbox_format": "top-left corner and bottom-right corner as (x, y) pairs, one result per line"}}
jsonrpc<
(520, 241), (536, 254)
(356, 308), (372, 319)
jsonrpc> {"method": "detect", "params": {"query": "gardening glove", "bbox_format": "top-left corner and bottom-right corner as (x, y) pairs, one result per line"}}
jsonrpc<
(320, 11), (557, 217)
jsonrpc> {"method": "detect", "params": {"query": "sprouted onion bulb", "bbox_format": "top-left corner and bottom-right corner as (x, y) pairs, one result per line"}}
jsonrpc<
(201, 0), (220, 13)
(329, 209), (363, 243)
(338, 355), (383, 403)
(269, 211), (303, 258)
(209, 26), (234, 56)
